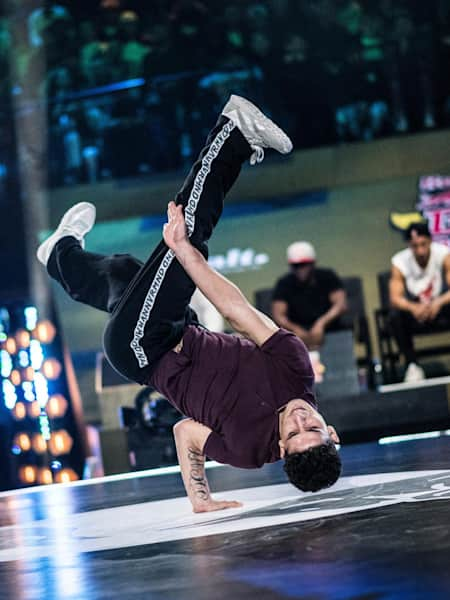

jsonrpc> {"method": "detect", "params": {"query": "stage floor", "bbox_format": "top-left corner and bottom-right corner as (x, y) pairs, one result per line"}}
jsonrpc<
(0, 437), (449, 599)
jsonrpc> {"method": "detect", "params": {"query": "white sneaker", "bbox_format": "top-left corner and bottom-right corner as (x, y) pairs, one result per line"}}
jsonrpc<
(403, 362), (425, 383)
(222, 95), (293, 165)
(36, 202), (96, 266)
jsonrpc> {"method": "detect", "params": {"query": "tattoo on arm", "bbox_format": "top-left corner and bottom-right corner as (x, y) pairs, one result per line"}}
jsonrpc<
(188, 447), (209, 501)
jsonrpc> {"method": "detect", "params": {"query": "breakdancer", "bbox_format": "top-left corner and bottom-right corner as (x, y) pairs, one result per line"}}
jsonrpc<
(38, 95), (341, 512)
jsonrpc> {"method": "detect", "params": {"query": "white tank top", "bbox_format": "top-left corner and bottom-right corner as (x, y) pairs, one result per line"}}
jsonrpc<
(392, 242), (449, 301)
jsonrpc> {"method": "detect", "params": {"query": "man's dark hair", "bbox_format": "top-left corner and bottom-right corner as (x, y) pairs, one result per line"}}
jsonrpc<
(405, 222), (431, 241)
(283, 440), (342, 492)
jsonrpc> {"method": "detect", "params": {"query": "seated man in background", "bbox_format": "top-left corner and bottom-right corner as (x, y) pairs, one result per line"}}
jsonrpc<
(389, 223), (450, 383)
(271, 241), (347, 350)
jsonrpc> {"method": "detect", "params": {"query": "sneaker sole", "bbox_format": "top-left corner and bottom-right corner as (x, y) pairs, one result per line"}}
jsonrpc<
(37, 202), (96, 265)
(227, 95), (293, 154)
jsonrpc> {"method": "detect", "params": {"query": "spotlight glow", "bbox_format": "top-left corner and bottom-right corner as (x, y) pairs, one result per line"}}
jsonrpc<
(12, 401), (26, 420)
(1, 304), (73, 488)
(42, 358), (62, 380)
(39, 414), (51, 441)
(4, 337), (17, 355)
(24, 307), (38, 331)
(46, 394), (68, 418)
(2, 379), (17, 409)
(29, 340), (44, 370)
(22, 367), (34, 382)
(31, 433), (47, 454)
(15, 329), (30, 349)
(34, 372), (49, 408)
(19, 465), (37, 484)
(28, 400), (41, 418)
(0, 350), (12, 377)
(54, 468), (78, 484)
(10, 370), (21, 386)
(14, 433), (31, 452)
(37, 468), (53, 485)
(48, 430), (73, 455)
(22, 381), (35, 402)
(18, 350), (29, 368)
(33, 320), (56, 344)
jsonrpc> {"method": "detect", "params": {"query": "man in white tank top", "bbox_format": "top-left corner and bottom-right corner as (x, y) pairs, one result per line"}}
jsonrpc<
(389, 222), (450, 383)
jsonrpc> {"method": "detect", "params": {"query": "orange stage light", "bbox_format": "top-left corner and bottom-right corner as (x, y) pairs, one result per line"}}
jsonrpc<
(33, 320), (56, 344)
(48, 430), (73, 456)
(12, 402), (27, 420)
(46, 394), (68, 418)
(37, 468), (53, 485)
(27, 400), (41, 418)
(10, 370), (21, 386)
(4, 337), (17, 354)
(54, 468), (79, 484)
(41, 358), (62, 380)
(22, 367), (35, 382)
(19, 465), (37, 484)
(14, 433), (31, 452)
(31, 433), (47, 454)
(15, 329), (30, 349)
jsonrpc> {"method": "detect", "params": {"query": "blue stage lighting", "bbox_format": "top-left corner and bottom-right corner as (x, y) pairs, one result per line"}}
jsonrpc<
(2, 379), (17, 409)
(18, 350), (29, 368)
(39, 414), (51, 441)
(24, 306), (38, 331)
(30, 339), (44, 370)
(34, 372), (49, 408)
(0, 349), (13, 378)
(21, 381), (35, 402)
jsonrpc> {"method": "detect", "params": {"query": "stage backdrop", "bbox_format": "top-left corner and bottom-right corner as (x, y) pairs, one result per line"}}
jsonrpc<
(50, 175), (421, 357)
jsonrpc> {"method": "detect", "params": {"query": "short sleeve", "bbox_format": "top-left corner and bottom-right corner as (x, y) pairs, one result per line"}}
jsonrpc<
(261, 328), (316, 405)
(391, 249), (409, 276)
(203, 431), (228, 463)
(322, 269), (344, 293)
(434, 242), (450, 262)
(203, 431), (258, 468)
(272, 276), (291, 302)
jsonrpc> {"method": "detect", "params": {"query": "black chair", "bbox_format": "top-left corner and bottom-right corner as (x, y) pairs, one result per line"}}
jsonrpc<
(374, 272), (398, 381)
(254, 276), (373, 384)
(375, 270), (450, 382)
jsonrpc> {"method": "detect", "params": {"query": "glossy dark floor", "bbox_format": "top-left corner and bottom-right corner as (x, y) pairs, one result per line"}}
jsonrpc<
(1, 437), (449, 600)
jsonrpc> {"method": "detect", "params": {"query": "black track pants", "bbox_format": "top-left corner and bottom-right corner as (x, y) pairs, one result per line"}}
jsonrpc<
(47, 116), (252, 383)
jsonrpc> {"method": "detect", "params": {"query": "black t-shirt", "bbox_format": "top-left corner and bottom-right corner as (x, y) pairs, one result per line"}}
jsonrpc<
(272, 268), (343, 328)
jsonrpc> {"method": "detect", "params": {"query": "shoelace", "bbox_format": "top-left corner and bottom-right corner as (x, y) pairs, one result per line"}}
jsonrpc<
(250, 145), (265, 166)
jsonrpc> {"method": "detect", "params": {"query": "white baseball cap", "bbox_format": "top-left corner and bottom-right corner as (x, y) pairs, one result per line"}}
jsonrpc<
(287, 241), (316, 264)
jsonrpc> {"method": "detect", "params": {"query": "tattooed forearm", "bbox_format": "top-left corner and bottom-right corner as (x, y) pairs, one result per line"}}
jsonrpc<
(188, 447), (209, 501)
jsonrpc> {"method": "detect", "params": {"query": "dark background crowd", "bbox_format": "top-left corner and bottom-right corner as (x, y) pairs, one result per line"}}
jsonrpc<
(0, 0), (450, 186)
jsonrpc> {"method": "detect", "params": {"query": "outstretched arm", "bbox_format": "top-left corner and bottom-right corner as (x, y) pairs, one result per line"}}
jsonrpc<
(164, 201), (279, 346)
(173, 419), (242, 513)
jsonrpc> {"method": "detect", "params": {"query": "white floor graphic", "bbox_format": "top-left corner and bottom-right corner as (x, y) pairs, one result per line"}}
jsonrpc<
(0, 470), (449, 562)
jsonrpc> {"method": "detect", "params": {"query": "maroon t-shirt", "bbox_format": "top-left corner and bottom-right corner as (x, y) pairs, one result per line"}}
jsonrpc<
(149, 326), (316, 468)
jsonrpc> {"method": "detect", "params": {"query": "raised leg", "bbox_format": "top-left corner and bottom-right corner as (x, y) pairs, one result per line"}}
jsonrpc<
(103, 116), (252, 383)
(47, 236), (143, 313)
